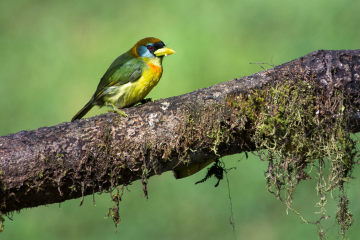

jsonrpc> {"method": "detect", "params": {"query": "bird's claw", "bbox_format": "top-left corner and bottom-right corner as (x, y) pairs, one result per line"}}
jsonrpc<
(108, 108), (128, 117)
(140, 98), (153, 104)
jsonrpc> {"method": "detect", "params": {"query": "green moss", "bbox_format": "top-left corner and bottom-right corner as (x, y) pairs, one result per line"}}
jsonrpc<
(0, 213), (4, 233)
(105, 187), (124, 232)
(231, 78), (359, 238)
(182, 104), (233, 158)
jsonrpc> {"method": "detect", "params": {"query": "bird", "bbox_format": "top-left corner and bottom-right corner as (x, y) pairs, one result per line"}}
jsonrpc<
(71, 37), (175, 122)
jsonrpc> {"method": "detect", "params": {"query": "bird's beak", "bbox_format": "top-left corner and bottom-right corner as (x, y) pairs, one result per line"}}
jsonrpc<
(154, 47), (175, 57)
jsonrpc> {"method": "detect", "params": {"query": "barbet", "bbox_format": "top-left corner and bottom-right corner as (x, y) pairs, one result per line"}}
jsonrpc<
(71, 37), (175, 122)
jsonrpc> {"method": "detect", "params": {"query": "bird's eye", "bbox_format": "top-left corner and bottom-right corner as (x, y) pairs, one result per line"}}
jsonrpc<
(147, 45), (154, 51)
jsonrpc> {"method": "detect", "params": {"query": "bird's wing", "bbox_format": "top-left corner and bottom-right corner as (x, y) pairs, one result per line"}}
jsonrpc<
(93, 54), (145, 100)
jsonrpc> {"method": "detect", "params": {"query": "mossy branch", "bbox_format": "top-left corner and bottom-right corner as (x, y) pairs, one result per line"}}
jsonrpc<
(0, 50), (359, 232)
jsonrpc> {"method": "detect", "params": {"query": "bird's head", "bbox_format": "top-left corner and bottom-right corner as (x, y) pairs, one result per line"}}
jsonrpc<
(130, 37), (175, 59)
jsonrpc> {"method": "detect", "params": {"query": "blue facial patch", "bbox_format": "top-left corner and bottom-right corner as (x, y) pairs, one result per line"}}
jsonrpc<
(137, 45), (153, 58)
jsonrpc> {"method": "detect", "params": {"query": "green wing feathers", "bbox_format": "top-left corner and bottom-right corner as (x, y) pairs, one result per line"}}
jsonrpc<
(93, 53), (144, 100)
(71, 51), (144, 122)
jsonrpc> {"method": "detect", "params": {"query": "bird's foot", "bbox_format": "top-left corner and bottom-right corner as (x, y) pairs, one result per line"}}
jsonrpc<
(108, 107), (128, 117)
(140, 98), (153, 104)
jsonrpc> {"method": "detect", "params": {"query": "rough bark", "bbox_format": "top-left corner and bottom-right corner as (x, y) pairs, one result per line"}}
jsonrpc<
(0, 50), (359, 214)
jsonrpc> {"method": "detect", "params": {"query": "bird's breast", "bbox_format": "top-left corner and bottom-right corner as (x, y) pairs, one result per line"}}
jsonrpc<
(147, 63), (163, 78)
(106, 62), (163, 109)
(132, 63), (163, 97)
(136, 63), (162, 88)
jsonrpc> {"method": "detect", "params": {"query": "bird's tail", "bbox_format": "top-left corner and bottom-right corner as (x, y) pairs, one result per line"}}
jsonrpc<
(71, 99), (94, 122)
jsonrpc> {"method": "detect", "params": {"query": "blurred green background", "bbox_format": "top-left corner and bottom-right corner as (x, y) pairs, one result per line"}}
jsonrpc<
(1, 0), (360, 239)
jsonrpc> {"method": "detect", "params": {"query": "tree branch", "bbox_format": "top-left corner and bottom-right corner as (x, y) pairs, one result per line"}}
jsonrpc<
(1, 50), (359, 214)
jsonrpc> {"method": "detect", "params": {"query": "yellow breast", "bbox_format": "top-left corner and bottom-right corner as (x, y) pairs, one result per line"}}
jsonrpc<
(130, 63), (163, 102)
(106, 60), (163, 109)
